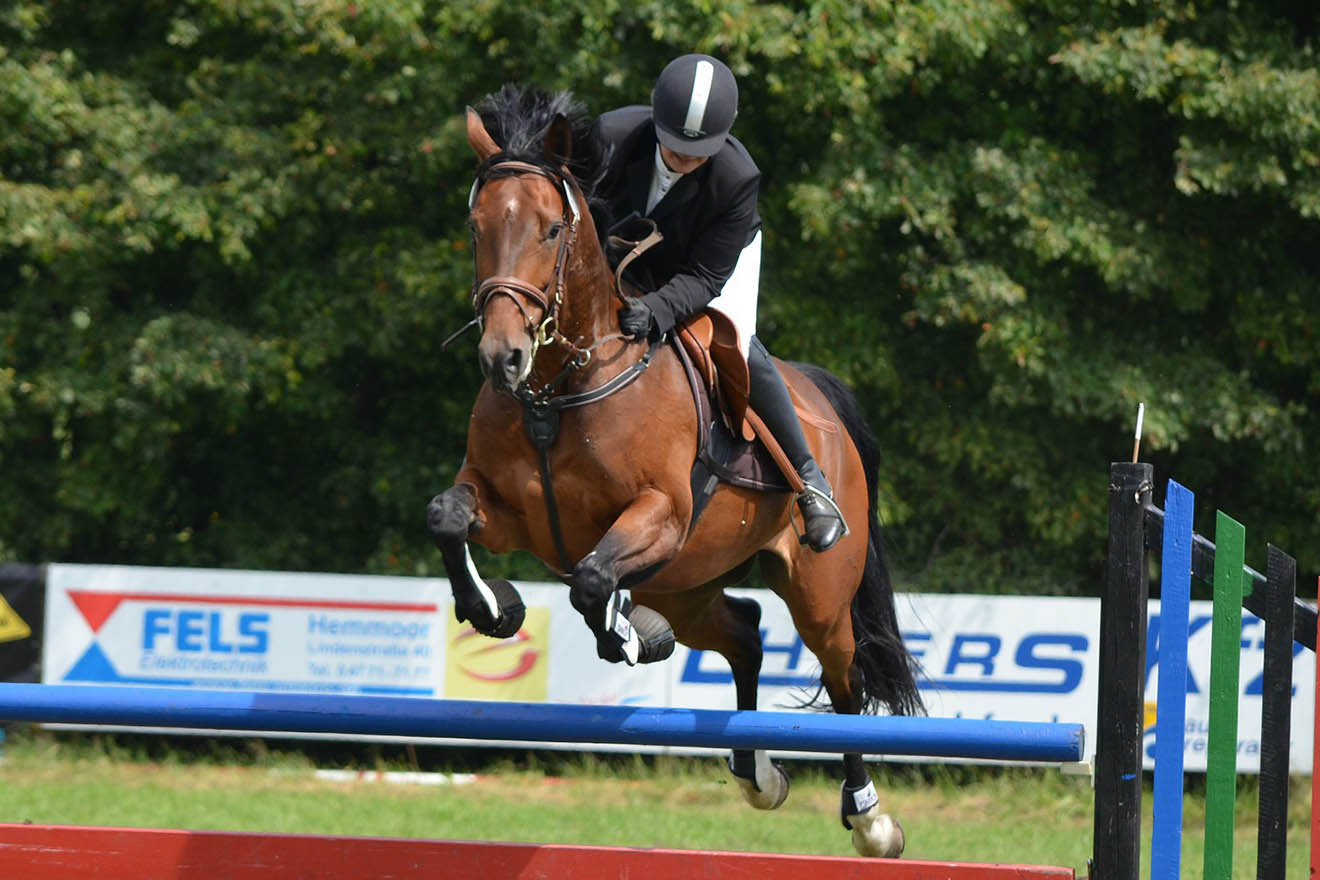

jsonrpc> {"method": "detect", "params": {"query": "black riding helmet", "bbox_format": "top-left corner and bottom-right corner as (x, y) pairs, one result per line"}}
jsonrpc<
(651, 54), (738, 158)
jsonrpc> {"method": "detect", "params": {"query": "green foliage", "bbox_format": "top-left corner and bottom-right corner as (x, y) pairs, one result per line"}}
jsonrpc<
(1, 0), (1317, 594)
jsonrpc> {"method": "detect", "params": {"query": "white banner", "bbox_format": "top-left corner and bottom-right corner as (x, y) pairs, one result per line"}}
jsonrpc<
(42, 564), (1314, 772)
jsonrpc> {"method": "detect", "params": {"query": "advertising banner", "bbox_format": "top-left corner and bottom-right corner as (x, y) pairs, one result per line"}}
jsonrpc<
(1143, 602), (1313, 774)
(0, 563), (43, 683)
(42, 564), (1314, 771)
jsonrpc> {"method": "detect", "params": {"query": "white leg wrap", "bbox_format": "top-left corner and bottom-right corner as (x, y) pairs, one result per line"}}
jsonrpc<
(846, 804), (905, 858)
(463, 544), (499, 620)
(733, 750), (789, 811)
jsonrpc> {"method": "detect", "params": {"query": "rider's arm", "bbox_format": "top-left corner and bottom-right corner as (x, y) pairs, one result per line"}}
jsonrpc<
(643, 171), (760, 335)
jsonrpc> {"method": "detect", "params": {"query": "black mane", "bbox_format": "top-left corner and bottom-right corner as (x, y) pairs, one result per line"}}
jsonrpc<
(473, 84), (612, 210)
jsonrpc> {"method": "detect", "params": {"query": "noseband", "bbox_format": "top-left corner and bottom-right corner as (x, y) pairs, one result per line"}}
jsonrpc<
(468, 160), (586, 367)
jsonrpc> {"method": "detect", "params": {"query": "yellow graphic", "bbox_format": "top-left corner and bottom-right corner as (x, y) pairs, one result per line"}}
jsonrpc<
(0, 595), (31, 644)
(1143, 700), (1157, 731)
(445, 607), (549, 701)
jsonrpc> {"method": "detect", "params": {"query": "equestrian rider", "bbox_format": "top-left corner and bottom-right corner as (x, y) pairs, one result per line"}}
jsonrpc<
(592, 53), (847, 552)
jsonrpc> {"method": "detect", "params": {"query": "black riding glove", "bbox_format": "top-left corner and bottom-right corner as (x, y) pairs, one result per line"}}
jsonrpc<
(618, 295), (656, 340)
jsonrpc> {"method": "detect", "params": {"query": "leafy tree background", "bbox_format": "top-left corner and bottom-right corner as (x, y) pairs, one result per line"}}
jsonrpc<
(2, 0), (1317, 597)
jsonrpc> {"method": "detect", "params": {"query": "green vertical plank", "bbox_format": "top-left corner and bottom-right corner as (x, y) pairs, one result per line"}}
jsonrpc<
(1203, 510), (1245, 880)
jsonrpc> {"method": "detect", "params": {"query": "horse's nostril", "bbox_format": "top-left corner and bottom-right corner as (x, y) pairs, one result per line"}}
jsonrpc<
(503, 350), (523, 380)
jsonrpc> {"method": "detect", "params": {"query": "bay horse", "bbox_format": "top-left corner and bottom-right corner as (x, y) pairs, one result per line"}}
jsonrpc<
(426, 86), (921, 858)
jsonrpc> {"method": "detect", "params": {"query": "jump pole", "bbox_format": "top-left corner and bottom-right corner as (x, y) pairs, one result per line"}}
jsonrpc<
(0, 687), (1082, 879)
(0, 683), (1085, 762)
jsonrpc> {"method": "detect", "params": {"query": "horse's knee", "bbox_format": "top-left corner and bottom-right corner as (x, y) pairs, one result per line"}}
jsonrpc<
(428, 483), (477, 544)
(569, 552), (615, 629)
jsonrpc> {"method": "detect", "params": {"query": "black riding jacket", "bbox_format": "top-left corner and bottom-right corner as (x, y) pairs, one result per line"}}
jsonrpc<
(592, 105), (762, 335)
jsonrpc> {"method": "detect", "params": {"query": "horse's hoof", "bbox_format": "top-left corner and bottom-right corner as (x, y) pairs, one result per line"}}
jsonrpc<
(847, 806), (905, 858)
(596, 599), (674, 665)
(729, 751), (790, 810)
(455, 578), (525, 639)
(630, 604), (675, 662)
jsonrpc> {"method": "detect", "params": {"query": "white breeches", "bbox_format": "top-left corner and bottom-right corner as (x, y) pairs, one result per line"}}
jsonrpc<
(706, 229), (761, 360)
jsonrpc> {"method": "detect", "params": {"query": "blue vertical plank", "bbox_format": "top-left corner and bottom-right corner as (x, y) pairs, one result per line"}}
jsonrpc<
(1150, 479), (1193, 880)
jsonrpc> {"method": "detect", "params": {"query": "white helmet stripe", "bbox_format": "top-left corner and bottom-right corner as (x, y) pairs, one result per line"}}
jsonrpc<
(682, 59), (715, 136)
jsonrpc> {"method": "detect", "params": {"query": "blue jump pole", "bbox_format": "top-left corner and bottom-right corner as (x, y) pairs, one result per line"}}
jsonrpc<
(0, 683), (1084, 763)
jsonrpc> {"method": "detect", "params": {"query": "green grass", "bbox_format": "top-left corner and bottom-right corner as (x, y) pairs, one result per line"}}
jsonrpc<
(0, 727), (1312, 877)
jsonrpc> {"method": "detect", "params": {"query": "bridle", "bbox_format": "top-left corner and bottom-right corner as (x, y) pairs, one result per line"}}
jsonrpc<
(465, 159), (596, 373)
(457, 157), (660, 404)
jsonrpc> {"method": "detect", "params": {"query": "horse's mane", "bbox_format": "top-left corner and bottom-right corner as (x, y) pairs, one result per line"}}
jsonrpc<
(472, 84), (614, 232)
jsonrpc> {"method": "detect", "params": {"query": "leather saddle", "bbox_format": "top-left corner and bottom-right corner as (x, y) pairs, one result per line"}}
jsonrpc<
(670, 311), (792, 538)
(675, 310), (754, 443)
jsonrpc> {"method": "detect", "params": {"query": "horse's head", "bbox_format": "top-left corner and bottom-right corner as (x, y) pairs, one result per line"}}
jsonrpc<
(466, 107), (588, 395)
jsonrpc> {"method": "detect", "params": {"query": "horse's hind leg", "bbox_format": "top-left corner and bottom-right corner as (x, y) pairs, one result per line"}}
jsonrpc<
(825, 666), (905, 858)
(635, 579), (789, 810)
(426, 480), (525, 638)
(765, 557), (904, 858)
(722, 593), (791, 810)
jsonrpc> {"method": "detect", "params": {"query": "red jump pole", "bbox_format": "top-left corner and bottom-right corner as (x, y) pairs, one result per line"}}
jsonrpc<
(0, 824), (1075, 880)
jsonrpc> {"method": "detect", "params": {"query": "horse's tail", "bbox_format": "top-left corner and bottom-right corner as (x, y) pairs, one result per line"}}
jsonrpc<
(792, 363), (924, 717)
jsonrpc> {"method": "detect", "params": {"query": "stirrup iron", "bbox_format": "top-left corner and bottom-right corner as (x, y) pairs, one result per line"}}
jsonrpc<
(789, 484), (850, 543)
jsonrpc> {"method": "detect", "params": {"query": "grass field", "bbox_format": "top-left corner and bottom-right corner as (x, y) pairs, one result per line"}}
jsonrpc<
(0, 727), (1312, 877)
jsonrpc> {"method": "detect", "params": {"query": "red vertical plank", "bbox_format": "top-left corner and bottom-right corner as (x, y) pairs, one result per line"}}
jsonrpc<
(1312, 580), (1319, 879)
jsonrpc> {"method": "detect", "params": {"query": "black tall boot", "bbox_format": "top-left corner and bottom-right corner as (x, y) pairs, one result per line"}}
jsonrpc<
(747, 337), (847, 551)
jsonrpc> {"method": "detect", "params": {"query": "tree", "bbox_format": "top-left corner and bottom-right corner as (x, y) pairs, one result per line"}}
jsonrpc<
(2, 1), (1317, 595)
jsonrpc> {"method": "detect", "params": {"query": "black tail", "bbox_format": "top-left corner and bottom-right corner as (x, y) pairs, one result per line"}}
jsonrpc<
(792, 362), (923, 717)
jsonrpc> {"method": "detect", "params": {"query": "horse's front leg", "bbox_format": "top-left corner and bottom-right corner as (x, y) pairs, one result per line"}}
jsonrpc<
(570, 488), (682, 666)
(426, 480), (526, 639)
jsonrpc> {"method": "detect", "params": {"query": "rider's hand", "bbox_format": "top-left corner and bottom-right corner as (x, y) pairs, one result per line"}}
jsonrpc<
(618, 295), (656, 340)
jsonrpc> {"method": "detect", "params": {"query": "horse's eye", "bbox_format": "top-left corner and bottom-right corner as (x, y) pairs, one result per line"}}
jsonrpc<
(547, 221), (563, 241)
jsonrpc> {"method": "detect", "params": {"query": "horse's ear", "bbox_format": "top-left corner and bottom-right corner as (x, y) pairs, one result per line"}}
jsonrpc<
(543, 114), (573, 166)
(466, 107), (501, 161)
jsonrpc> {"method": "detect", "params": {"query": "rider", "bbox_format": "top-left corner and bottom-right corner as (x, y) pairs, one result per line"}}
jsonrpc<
(592, 53), (847, 552)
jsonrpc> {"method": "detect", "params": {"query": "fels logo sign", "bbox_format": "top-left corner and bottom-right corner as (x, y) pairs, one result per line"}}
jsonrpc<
(444, 607), (549, 701)
(51, 584), (440, 696)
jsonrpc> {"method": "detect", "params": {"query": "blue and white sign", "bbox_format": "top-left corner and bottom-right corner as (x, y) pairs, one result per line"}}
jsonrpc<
(44, 565), (448, 696)
(41, 565), (1314, 771)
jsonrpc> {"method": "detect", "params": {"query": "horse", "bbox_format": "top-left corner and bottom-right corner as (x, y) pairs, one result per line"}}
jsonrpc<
(426, 85), (922, 858)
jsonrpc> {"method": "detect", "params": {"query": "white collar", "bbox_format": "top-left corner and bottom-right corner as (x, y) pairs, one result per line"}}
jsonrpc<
(647, 145), (686, 214)
(655, 145), (685, 184)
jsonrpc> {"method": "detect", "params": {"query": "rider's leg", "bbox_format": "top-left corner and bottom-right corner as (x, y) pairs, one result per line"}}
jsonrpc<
(706, 230), (846, 551)
(746, 336), (847, 552)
